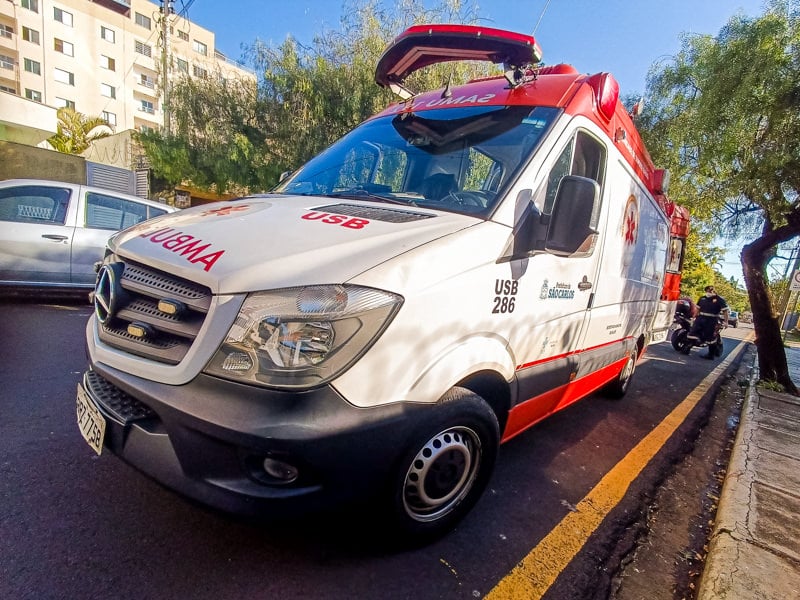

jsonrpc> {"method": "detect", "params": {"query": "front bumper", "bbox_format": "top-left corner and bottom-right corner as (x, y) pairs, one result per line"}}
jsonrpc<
(80, 362), (432, 517)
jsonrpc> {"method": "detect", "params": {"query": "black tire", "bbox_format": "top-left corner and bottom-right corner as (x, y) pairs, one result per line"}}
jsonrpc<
(385, 387), (499, 544)
(670, 328), (685, 351)
(603, 347), (638, 398)
(673, 329), (693, 354)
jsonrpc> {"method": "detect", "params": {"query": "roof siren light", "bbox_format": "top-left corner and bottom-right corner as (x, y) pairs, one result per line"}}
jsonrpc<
(587, 72), (619, 121)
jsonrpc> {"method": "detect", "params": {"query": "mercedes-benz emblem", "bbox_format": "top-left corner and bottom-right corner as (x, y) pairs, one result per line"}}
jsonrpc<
(94, 263), (124, 325)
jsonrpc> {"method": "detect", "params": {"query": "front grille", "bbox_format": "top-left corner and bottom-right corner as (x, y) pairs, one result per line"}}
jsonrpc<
(96, 257), (212, 364)
(85, 370), (155, 424)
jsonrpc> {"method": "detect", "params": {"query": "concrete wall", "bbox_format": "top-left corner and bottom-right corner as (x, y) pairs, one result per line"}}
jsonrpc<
(0, 140), (85, 184)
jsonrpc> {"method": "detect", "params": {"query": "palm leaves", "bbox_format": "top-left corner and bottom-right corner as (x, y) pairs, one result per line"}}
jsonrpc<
(47, 107), (113, 155)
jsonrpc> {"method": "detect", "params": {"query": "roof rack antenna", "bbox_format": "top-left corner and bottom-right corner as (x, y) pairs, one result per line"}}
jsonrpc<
(532, 0), (553, 36)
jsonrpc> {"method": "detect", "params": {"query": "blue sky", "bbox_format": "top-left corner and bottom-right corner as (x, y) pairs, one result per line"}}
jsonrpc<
(182, 0), (769, 281)
(184, 0), (767, 95)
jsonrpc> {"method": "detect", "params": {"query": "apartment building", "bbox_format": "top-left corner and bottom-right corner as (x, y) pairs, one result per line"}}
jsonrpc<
(0, 0), (255, 144)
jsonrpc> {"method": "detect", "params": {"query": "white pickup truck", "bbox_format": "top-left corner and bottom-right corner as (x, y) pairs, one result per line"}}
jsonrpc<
(77, 25), (688, 542)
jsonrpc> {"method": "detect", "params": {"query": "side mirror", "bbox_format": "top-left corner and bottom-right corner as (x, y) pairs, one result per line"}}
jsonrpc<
(279, 170), (293, 183)
(545, 175), (600, 256)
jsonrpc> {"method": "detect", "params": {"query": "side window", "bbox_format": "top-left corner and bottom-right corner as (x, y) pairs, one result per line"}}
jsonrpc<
(120, 199), (148, 228)
(148, 206), (168, 219)
(372, 145), (407, 191)
(333, 145), (377, 191)
(537, 130), (607, 220)
(463, 149), (496, 193)
(86, 193), (148, 230)
(0, 185), (70, 224)
(334, 143), (410, 195)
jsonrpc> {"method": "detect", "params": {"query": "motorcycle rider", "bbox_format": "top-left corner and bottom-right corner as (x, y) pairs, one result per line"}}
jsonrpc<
(687, 285), (729, 359)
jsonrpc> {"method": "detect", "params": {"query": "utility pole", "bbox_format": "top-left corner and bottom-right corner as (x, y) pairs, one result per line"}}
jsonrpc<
(160, 0), (174, 134)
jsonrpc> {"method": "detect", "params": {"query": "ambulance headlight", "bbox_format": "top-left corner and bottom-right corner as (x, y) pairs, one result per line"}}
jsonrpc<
(204, 285), (403, 389)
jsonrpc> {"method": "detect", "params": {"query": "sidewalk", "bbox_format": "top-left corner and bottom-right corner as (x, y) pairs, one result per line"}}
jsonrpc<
(697, 344), (800, 599)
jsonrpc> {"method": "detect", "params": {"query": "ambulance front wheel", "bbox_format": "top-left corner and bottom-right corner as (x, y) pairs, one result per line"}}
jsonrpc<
(386, 387), (499, 543)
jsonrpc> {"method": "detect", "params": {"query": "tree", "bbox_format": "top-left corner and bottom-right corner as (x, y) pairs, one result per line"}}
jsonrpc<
(47, 108), (112, 155)
(140, 0), (486, 195)
(138, 74), (270, 194)
(639, 0), (800, 393)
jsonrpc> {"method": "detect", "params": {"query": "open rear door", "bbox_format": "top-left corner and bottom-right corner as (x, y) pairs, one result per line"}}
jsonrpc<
(375, 24), (543, 99)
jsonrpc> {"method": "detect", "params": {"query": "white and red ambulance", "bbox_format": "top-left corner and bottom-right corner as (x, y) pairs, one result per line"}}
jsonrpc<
(77, 25), (688, 541)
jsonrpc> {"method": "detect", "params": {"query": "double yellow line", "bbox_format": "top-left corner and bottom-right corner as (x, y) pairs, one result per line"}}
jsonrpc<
(487, 336), (752, 599)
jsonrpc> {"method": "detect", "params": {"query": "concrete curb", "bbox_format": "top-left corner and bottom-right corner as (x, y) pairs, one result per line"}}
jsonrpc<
(696, 349), (800, 599)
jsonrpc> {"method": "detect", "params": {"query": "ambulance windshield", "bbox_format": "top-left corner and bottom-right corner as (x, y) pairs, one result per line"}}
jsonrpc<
(274, 105), (559, 216)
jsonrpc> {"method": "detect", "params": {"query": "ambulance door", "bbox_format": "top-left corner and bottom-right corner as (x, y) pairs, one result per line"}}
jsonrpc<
(547, 129), (609, 397)
(508, 127), (608, 425)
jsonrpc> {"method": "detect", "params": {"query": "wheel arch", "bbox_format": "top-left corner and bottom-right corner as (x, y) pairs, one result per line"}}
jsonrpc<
(454, 370), (512, 435)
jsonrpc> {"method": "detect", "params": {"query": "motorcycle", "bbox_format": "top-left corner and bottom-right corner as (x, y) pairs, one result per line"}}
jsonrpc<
(670, 301), (724, 357)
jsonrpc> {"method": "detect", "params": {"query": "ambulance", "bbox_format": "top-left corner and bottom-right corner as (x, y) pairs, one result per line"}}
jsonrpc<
(77, 25), (688, 541)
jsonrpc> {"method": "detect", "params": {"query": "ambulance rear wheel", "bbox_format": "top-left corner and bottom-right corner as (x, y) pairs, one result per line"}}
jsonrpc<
(603, 347), (638, 398)
(386, 387), (499, 544)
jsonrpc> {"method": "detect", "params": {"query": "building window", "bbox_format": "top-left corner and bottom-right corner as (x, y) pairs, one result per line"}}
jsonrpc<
(135, 13), (151, 30)
(54, 7), (73, 27)
(22, 26), (39, 44)
(101, 26), (115, 43)
(100, 55), (115, 71)
(193, 65), (207, 78)
(54, 67), (75, 85)
(139, 124), (154, 133)
(0, 24), (13, 39)
(0, 84), (16, 94)
(100, 83), (116, 98)
(25, 88), (42, 102)
(0, 54), (13, 70)
(140, 99), (154, 114)
(192, 40), (207, 56)
(54, 38), (74, 56)
(135, 40), (152, 58)
(21, 0), (39, 13)
(177, 30), (189, 41)
(176, 58), (188, 74)
(102, 111), (117, 126)
(55, 97), (75, 110)
(139, 73), (155, 88)
(23, 58), (41, 75)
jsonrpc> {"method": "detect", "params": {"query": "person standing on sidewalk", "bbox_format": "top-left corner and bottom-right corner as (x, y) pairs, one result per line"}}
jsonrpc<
(687, 285), (729, 359)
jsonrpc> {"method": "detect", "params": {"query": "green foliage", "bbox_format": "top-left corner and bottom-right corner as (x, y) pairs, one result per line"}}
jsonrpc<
(137, 74), (274, 194)
(47, 108), (112, 155)
(640, 0), (800, 392)
(141, 0), (488, 195)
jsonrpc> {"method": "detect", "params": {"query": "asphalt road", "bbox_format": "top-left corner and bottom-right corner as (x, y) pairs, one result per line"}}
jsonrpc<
(0, 299), (750, 600)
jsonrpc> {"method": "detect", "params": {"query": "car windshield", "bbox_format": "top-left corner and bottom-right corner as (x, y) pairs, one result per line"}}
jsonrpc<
(273, 105), (559, 217)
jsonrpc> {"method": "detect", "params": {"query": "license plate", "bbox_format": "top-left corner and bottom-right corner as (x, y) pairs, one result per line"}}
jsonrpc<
(76, 384), (106, 455)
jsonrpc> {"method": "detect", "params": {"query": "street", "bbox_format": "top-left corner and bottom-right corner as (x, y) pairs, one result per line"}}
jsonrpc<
(0, 299), (752, 600)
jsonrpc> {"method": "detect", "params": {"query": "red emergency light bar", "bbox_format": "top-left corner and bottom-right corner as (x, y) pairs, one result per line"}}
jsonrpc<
(376, 24), (542, 98)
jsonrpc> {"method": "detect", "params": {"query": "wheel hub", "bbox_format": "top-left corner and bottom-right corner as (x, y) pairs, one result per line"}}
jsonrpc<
(402, 427), (481, 522)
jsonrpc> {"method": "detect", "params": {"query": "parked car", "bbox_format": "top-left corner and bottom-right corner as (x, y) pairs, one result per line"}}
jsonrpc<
(0, 179), (175, 293)
(728, 310), (739, 327)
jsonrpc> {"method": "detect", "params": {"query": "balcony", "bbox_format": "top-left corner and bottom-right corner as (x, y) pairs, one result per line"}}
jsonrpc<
(0, 22), (14, 51)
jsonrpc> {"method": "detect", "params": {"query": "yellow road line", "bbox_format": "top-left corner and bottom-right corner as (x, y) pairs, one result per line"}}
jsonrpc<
(487, 335), (753, 599)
